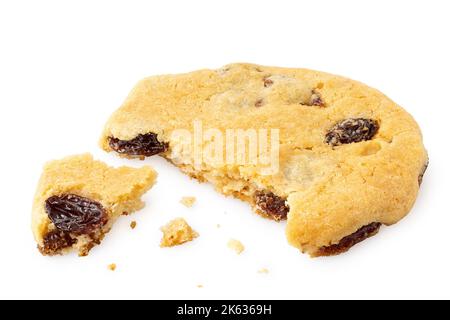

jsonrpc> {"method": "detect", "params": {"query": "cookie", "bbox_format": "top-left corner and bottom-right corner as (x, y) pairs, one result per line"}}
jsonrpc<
(100, 63), (428, 257)
(32, 153), (157, 256)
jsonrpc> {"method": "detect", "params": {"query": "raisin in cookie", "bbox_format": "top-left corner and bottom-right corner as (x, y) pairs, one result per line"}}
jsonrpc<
(100, 63), (428, 257)
(32, 153), (157, 256)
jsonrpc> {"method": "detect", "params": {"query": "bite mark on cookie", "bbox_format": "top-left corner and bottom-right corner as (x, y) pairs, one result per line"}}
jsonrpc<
(325, 118), (379, 146)
(108, 133), (168, 158)
(314, 222), (382, 257)
(254, 191), (290, 221)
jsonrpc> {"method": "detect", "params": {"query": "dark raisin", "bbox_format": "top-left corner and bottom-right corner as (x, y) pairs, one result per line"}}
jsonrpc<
(39, 230), (76, 255)
(309, 90), (325, 107)
(263, 78), (274, 87)
(418, 159), (429, 186)
(45, 194), (107, 234)
(255, 99), (264, 107)
(108, 133), (168, 157)
(325, 118), (379, 146)
(316, 222), (382, 257)
(254, 191), (289, 221)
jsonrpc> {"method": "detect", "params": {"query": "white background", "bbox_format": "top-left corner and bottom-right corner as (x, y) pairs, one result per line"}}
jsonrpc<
(0, 0), (448, 300)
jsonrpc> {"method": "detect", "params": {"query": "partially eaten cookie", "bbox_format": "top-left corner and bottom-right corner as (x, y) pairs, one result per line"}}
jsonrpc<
(100, 63), (428, 257)
(32, 153), (157, 256)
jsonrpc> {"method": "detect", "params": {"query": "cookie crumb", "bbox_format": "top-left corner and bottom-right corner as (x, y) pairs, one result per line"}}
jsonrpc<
(180, 196), (196, 208)
(108, 264), (117, 271)
(130, 221), (137, 229)
(160, 218), (199, 248)
(227, 239), (245, 255)
(216, 224), (221, 229)
(258, 268), (269, 274)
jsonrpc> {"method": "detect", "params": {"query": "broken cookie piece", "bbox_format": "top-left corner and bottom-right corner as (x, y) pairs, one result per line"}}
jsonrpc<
(160, 218), (198, 248)
(100, 63), (428, 257)
(32, 153), (157, 256)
